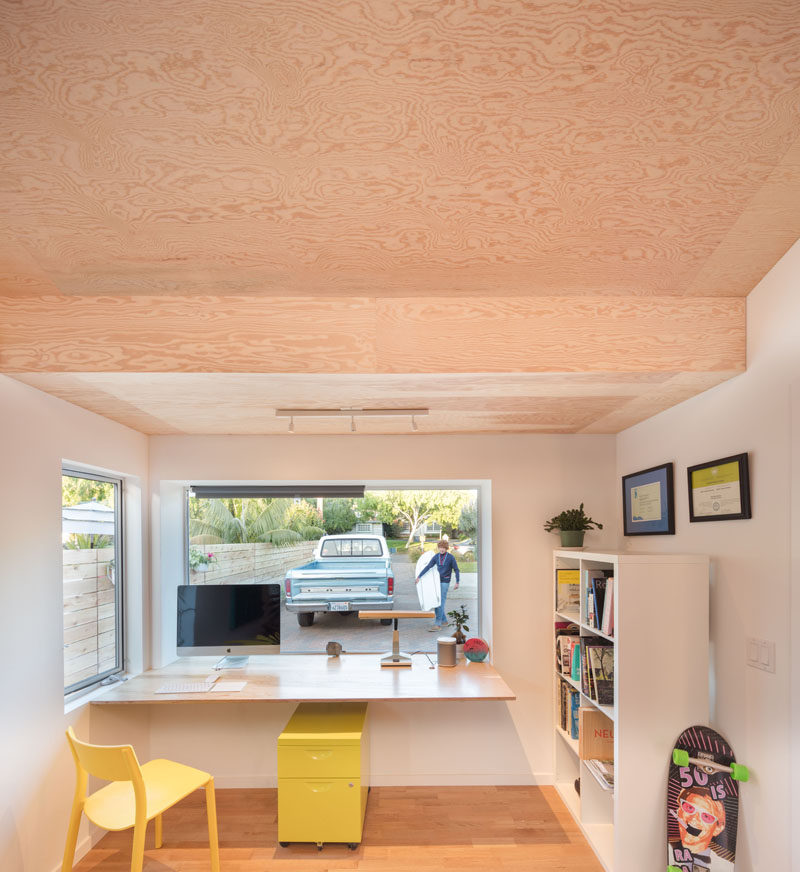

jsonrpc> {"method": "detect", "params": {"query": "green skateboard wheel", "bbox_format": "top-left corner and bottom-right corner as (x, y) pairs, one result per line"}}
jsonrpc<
(731, 762), (749, 782)
(672, 749), (689, 766)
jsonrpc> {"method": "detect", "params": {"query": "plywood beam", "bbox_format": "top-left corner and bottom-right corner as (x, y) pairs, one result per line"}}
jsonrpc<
(0, 295), (744, 374)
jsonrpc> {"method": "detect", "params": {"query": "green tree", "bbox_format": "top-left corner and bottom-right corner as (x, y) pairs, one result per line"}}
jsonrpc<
(62, 476), (114, 507)
(283, 500), (325, 540)
(189, 498), (301, 546)
(458, 499), (478, 538)
(363, 490), (469, 548)
(322, 499), (358, 535)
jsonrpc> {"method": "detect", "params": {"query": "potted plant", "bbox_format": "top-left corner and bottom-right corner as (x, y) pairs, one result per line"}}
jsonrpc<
(446, 604), (470, 661)
(189, 547), (217, 573)
(543, 503), (603, 548)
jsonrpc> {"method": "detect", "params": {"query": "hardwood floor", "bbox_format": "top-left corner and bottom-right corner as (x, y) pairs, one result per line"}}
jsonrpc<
(71, 786), (604, 871)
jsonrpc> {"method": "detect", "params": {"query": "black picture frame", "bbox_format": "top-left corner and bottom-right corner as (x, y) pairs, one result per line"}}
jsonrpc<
(622, 462), (675, 536)
(687, 452), (751, 522)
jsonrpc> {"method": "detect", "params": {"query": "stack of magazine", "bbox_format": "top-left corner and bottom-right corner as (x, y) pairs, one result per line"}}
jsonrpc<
(584, 758), (614, 791)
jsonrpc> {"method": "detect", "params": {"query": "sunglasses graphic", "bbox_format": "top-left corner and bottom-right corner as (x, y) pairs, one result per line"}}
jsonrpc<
(679, 799), (718, 826)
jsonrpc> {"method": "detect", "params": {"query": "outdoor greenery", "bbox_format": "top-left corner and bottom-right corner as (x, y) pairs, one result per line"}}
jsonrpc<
(362, 490), (469, 547)
(458, 499), (478, 538)
(188, 547), (217, 570)
(322, 498), (358, 535)
(64, 533), (112, 550)
(62, 476), (114, 507)
(543, 503), (603, 532)
(190, 497), (310, 546)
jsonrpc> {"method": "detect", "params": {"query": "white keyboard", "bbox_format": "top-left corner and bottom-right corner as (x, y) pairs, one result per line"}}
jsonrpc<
(156, 675), (219, 694)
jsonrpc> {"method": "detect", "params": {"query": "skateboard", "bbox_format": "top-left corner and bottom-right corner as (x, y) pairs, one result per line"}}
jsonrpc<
(667, 725), (748, 872)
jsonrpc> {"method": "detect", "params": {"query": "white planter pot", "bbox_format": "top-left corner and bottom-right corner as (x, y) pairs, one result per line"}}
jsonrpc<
(194, 564), (209, 573)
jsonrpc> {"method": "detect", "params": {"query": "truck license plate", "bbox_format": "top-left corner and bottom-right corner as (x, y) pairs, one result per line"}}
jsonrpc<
(330, 602), (350, 611)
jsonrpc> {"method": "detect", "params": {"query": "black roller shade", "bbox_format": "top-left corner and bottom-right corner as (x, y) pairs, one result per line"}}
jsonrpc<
(190, 485), (365, 499)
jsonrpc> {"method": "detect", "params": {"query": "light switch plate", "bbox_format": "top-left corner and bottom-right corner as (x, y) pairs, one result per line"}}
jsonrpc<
(746, 637), (776, 673)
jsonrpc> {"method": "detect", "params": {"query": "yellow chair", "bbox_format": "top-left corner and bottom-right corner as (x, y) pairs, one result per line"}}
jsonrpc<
(62, 727), (220, 872)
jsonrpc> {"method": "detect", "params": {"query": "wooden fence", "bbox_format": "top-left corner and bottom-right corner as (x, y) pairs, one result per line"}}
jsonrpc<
(63, 541), (316, 688)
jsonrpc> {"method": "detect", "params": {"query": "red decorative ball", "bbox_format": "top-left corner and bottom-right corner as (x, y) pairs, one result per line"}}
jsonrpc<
(463, 637), (489, 662)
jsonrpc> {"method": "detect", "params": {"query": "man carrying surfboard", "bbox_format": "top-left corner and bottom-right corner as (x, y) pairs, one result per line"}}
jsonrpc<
(416, 540), (460, 630)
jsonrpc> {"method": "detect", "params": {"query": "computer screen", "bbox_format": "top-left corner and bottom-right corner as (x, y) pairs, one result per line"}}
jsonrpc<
(177, 583), (281, 656)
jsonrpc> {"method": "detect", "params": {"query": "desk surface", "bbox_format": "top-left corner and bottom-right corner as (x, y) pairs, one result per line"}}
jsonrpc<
(93, 655), (515, 704)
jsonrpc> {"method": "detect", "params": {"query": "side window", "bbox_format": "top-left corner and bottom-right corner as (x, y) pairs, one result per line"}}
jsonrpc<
(62, 469), (123, 694)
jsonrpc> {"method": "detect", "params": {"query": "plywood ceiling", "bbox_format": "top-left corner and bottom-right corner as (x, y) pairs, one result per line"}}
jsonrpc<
(1, 0), (799, 434)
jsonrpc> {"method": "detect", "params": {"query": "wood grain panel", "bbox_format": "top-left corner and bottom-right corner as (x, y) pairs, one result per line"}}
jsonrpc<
(7, 370), (739, 435)
(376, 296), (745, 373)
(0, 294), (744, 374)
(0, 0), (798, 301)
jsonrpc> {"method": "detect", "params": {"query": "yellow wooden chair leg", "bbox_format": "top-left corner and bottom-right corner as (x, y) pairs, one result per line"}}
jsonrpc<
(205, 778), (221, 872)
(154, 813), (163, 848)
(130, 820), (147, 872)
(61, 801), (83, 871)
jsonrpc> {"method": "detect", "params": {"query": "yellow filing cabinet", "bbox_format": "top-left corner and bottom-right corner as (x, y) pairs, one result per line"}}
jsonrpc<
(277, 701), (370, 850)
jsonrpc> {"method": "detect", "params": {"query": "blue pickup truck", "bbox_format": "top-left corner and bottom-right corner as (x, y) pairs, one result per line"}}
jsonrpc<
(284, 534), (394, 626)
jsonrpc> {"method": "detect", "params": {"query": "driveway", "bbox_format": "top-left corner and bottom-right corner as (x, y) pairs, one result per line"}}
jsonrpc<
(279, 552), (478, 654)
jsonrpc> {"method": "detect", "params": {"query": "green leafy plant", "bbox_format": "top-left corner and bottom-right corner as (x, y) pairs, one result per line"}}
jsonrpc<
(446, 604), (470, 644)
(189, 547), (217, 570)
(543, 503), (603, 533)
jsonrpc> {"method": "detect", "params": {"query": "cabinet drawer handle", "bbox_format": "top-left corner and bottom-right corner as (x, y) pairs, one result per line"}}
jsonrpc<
(307, 782), (333, 793)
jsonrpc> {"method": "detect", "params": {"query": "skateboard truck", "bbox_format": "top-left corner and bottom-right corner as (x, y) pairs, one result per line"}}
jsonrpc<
(672, 748), (749, 781)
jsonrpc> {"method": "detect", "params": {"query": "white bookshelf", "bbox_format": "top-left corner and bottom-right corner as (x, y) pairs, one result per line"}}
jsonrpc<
(552, 550), (709, 872)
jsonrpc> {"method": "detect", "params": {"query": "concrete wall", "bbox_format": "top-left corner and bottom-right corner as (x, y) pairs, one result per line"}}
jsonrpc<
(616, 239), (800, 872)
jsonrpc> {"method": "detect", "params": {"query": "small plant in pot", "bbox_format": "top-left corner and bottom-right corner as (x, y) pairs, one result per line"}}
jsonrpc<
(446, 605), (470, 660)
(543, 503), (603, 548)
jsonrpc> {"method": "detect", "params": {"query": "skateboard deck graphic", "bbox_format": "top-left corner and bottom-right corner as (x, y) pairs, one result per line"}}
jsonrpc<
(414, 553), (441, 610)
(667, 725), (747, 872)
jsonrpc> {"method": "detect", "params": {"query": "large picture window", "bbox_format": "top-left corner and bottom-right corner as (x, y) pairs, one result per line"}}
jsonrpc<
(185, 486), (481, 653)
(62, 469), (123, 693)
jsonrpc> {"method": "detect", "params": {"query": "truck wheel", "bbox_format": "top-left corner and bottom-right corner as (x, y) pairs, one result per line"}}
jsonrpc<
(297, 612), (315, 627)
(380, 618), (392, 625)
(464, 551), (475, 561)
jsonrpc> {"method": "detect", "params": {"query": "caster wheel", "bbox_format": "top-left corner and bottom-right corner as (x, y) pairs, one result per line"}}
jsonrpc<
(279, 842), (289, 848)
(348, 843), (359, 851)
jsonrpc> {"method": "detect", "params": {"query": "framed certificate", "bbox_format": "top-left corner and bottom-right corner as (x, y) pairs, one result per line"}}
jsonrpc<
(622, 462), (675, 536)
(687, 453), (751, 522)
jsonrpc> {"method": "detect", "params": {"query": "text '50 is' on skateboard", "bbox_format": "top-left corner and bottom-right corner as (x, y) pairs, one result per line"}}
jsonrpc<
(667, 725), (749, 872)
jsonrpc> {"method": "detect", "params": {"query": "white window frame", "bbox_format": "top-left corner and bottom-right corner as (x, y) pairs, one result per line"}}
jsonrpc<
(62, 467), (125, 695)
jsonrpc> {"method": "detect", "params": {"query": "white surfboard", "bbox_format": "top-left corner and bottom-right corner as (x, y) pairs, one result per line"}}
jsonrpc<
(415, 552), (441, 610)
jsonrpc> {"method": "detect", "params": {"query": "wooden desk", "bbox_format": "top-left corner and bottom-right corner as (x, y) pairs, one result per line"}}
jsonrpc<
(93, 654), (515, 705)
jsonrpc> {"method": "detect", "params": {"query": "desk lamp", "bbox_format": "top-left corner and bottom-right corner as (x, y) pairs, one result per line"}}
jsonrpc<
(358, 610), (434, 667)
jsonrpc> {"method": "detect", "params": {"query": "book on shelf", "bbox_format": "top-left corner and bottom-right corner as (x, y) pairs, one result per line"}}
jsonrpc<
(555, 568), (580, 613)
(578, 708), (614, 760)
(579, 637), (614, 705)
(583, 570), (611, 630)
(569, 689), (580, 739)
(556, 634), (579, 676)
(600, 577), (614, 636)
(587, 642), (615, 706)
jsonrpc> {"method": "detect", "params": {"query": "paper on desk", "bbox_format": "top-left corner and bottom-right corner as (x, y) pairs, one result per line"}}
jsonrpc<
(209, 681), (247, 692)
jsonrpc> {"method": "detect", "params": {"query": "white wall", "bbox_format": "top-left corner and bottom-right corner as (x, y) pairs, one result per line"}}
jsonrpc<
(116, 434), (617, 788)
(0, 376), (149, 872)
(616, 240), (800, 872)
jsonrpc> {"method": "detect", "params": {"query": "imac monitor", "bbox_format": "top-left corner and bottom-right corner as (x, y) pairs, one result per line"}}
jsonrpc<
(177, 583), (280, 667)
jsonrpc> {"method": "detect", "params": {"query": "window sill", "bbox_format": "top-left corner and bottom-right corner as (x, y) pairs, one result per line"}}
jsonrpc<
(64, 675), (133, 714)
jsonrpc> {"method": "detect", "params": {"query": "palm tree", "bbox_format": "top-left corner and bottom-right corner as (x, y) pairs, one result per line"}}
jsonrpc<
(189, 498), (302, 546)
